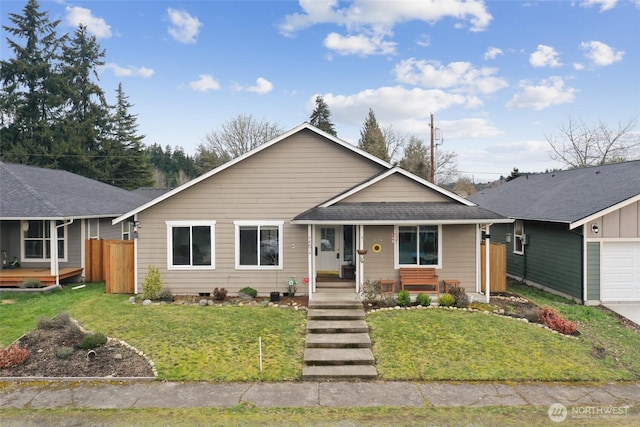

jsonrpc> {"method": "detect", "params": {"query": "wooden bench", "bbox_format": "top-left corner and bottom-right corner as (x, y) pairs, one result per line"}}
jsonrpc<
(400, 268), (439, 295)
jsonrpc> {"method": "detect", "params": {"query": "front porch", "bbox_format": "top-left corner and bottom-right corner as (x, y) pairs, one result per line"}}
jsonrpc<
(0, 267), (83, 287)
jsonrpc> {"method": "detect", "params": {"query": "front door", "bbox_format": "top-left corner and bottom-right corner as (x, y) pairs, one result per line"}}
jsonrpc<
(316, 226), (341, 275)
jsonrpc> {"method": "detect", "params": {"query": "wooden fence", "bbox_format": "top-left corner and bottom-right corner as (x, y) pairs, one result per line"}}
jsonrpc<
(480, 241), (507, 293)
(85, 239), (134, 294)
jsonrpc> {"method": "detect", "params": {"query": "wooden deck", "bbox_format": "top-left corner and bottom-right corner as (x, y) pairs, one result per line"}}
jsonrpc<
(0, 267), (84, 287)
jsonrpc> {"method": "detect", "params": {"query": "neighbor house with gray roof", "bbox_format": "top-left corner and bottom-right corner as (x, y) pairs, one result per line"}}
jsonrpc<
(113, 123), (510, 300)
(0, 162), (149, 286)
(468, 161), (640, 304)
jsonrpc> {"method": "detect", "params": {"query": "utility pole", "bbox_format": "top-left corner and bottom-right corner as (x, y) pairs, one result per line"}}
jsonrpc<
(430, 113), (435, 183)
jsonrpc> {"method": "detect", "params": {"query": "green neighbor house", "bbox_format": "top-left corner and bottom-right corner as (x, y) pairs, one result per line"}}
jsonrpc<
(469, 161), (640, 305)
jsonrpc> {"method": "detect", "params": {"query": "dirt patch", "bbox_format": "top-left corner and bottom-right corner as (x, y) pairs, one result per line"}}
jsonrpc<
(1, 324), (154, 378)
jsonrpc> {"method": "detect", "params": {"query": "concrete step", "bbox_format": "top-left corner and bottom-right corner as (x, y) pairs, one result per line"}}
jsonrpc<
(308, 300), (363, 310)
(302, 365), (378, 381)
(303, 348), (375, 366)
(307, 308), (365, 321)
(306, 319), (369, 334)
(305, 333), (371, 348)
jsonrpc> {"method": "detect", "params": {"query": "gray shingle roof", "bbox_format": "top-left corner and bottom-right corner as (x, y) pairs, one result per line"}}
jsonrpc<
(0, 162), (150, 219)
(468, 161), (640, 223)
(293, 202), (507, 223)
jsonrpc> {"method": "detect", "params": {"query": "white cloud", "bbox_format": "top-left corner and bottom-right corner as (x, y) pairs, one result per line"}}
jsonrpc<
(394, 58), (508, 94)
(506, 77), (577, 111)
(573, 62), (585, 71)
(188, 74), (220, 92)
(104, 64), (154, 78)
(529, 44), (562, 68)
(167, 8), (202, 44)
(65, 6), (112, 39)
(323, 32), (396, 56)
(245, 77), (274, 95)
(580, 40), (624, 66)
(416, 34), (431, 48)
(439, 118), (503, 139)
(580, 0), (618, 12)
(484, 47), (503, 60)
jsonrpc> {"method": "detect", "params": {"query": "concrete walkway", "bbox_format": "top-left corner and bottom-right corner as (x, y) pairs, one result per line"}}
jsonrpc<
(1, 380), (639, 409)
(604, 303), (640, 326)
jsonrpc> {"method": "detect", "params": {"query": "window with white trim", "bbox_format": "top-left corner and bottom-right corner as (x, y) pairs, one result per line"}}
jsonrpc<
(235, 221), (283, 269)
(122, 222), (132, 240)
(514, 220), (525, 255)
(395, 225), (441, 268)
(166, 221), (215, 269)
(88, 218), (99, 239)
(22, 220), (67, 261)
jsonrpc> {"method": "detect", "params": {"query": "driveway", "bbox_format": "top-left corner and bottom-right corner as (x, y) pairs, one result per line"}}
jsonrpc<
(604, 303), (640, 326)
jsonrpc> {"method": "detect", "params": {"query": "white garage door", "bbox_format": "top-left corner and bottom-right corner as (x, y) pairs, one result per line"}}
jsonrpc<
(602, 242), (640, 302)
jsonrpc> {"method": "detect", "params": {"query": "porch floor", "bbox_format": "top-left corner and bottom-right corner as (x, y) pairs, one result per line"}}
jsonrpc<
(0, 267), (83, 287)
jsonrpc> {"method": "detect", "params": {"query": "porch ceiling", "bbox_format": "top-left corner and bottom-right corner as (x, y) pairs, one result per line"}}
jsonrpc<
(292, 202), (510, 224)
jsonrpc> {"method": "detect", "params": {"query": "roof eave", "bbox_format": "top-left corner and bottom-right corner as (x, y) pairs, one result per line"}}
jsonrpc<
(291, 218), (514, 225)
(569, 193), (640, 230)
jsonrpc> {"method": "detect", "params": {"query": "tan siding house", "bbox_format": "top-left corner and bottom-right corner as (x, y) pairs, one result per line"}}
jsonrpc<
(114, 124), (510, 300)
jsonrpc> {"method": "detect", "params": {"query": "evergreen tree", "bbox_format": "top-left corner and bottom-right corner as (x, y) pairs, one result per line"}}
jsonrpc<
(101, 83), (153, 190)
(399, 136), (429, 179)
(358, 108), (389, 162)
(0, 0), (65, 165)
(309, 96), (336, 136)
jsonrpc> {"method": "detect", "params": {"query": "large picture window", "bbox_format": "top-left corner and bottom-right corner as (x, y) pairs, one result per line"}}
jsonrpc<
(166, 221), (215, 269)
(396, 225), (441, 268)
(235, 221), (283, 269)
(22, 220), (66, 261)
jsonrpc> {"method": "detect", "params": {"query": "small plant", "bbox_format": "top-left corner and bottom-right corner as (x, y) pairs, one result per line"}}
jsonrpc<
(19, 278), (42, 288)
(157, 287), (174, 301)
(213, 287), (227, 301)
(239, 287), (258, 298)
(287, 277), (299, 297)
(397, 290), (411, 307)
(520, 305), (542, 323)
(56, 346), (75, 359)
(539, 306), (577, 335)
(37, 311), (72, 330)
(416, 293), (431, 306)
(78, 332), (108, 350)
(360, 279), (381, 303)
(438, 293), (456, 307)
(0, 344), (31, 368)
(142, 265), (163, 300)
(448, 284), (469, 308)
(469, 301), (494, 311)
(381, 295), (397, 307)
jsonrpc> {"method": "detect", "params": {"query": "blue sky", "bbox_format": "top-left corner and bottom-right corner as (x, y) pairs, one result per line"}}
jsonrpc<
(2, 0), (639, 182)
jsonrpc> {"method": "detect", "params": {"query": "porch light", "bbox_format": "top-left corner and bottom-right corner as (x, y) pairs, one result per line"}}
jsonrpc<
(591, 224), (599, 234)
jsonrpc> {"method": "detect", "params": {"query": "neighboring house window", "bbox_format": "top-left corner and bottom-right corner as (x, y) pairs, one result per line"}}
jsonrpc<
(122, 222), (131, 240)
(235, 221), (283, 269)
(88, 218), (99, 239)
(166, 221), (215, 269)
(395, 225), (441, 268)
(22, 220), (67, 261)
(514, 220), (525, 255)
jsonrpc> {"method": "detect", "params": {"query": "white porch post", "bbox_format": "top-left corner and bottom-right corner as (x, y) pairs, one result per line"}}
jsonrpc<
(307, 224), (314, 300)
(49, 220), (57, 277)
(485, 224), (491, 303)
(357, 224), (365, 295)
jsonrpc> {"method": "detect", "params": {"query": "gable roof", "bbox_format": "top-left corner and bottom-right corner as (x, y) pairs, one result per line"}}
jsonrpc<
(468, 161), (640, 227)
(113, 122), (393, 224)
(0, 162), (150, 220)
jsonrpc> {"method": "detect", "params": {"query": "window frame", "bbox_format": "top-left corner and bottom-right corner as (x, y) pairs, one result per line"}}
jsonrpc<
(88, 218), (99, 239)
(394, 224), (442, 269)
(234, 220), (284, 270)
(513, 220), (525, 255)
(122, 221), (132, 240)
(21, 220), (68, 263)
(165, 220), (216, 270)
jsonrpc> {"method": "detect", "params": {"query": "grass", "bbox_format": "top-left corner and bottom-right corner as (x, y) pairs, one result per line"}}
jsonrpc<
(2, 279), (639, 382)
(2, 406), (638, 426)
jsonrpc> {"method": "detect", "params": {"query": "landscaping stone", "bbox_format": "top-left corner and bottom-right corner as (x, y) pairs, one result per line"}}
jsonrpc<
(142, 299), (151, 306)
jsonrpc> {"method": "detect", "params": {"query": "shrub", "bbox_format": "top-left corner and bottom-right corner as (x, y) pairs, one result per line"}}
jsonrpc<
(381, 295), (397, 307)
(469, 301), (494, 311)
(397, 290), (411, 307)
(416, 293), (431, 306)
(142, 265), (163, 300)
(56, 346), (74, 359)
(78, 333), (108, 350)
(438, 293), (456, 307)
(157, 287), (174, 301)
(521, 305), (542, 323)
(360, 279), (381, 303)
(37, 311), (72, 330)
(213, 287), (228, 301)
(538, 306), (577, 335)
(0, 344), (31, 368)
(239, 287), (258, 298)
(448, 284), (469, 308)
(19, 278), (42, 288)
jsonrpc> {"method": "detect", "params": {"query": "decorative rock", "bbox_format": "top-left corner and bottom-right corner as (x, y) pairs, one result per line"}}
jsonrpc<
(142, 299), (152, 306)
(199, 299), (207, 306)
(207, 300), (214, 306)
(113, 353), (123, 360)
(128, 296), (136, 304)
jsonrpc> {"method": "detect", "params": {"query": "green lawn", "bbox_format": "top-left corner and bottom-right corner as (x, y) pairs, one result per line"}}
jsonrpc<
(2, 280), (639, 381)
